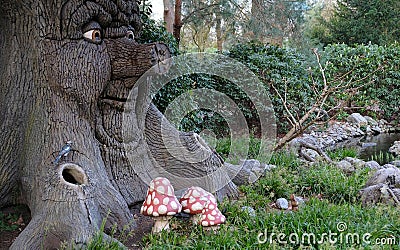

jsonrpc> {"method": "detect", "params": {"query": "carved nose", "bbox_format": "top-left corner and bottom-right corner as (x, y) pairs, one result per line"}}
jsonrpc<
(106, 40), (171, 80)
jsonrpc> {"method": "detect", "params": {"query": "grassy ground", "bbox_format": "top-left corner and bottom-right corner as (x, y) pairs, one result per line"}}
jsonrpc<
(140, 150), (400, 249)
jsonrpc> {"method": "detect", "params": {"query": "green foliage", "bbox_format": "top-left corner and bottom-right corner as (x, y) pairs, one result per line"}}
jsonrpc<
(311, 0), (400, 46)
(85, 217), (129, 250)
(152, 72), (261, 137)
(151, 41), (400, 136)
(0, 211), (19, 231)
(321, 43), (400, 120)
(227, 41), (317, 133)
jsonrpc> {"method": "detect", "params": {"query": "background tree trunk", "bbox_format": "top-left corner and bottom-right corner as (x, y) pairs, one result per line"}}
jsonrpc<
(0, 0), (237, 248)
(164, 0), (175, 33)
(216, 13), (223, 52)
(173, 0), (183, 44)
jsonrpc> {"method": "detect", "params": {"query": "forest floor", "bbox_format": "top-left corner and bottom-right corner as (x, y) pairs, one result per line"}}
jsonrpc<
(0, 205), (154, 249)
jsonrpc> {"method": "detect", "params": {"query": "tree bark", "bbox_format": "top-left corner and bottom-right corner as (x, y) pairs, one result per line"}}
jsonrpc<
(163, 0), (175, 33)
(173, 0), (183, 44)
(0, 0), (237, 248)
(216, 14), (223, 52)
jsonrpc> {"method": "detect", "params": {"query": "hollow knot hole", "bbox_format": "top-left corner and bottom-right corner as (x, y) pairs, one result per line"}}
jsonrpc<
(61, 164), (88, 186)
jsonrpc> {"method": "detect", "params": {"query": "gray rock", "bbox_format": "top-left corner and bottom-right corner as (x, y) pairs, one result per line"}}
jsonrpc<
(263, 164), (277, 172)
(336, 160), (356, 173)
(294, 196), (305, 206)
(347, 113), (368, 126)
(371, 126), (382, 134)
(227, 161), (264, 186)
(244, 160), (265, 177)
(241, 206), (256, 217)
(365, 167), (400, 187)
(382, 164), (396, 169)
(360, 183), (400, 206)
(389, 160), (400, 168)
(241, 159), (261, 169)
(344, 157), (366, 168)
(355, 128), (365, 136)
(379, 119), (388, 125)
(389, 141), (400, 156)
(276, 198), (289, 210)
(361, 142), (377, 148)
(364, 161), (381, 170)
(364, 116), (379, 126)
(304, 148), (321, 161)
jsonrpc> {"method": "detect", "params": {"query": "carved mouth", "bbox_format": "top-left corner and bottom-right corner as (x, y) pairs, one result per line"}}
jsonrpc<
(100, 96), (128, 110)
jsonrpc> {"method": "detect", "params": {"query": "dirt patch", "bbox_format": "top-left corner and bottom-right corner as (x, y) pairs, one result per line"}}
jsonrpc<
(0, 205), (153, 249)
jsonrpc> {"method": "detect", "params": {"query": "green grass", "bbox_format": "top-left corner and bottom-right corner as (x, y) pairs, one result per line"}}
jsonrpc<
(142, 150), (400, 249)
(369, 151), (398, 164)
(326, 147), (358, 161)
(142, 199), (399, 249)
(215, 136), (273, 164)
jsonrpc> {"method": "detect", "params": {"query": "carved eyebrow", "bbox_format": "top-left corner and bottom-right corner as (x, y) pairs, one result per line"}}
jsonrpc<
(61, 2), (110, 39)
(60, 0), (140, 40)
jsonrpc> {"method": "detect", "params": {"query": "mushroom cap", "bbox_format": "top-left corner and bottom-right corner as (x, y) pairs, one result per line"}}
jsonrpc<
(200, 199), (226, 227)
(179, 186), (217, 215)
(140, 177), (182, 217)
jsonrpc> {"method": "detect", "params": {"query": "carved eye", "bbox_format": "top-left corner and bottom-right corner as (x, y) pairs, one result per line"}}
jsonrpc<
(126, 30), (135, 40)
(83, 29), (102, 42)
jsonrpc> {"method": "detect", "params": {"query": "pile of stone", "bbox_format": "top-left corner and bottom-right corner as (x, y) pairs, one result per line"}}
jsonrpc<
(360, 166), (400, 206)
(288, 113), (400, 162)
(336, 156), (400, 173)
(295, 113), (398, 151)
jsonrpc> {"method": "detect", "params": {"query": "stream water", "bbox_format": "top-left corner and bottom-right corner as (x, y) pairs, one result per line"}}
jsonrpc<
(357, 133), (400, 164)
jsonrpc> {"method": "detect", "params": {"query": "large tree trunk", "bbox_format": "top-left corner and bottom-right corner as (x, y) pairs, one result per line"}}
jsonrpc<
(0, 0), (238, 248)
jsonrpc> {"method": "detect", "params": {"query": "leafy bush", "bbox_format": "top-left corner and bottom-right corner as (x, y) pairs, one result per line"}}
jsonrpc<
(227, 41), (316, 133)
(321, 43), (400, 120)
(140, 7), (400, 135)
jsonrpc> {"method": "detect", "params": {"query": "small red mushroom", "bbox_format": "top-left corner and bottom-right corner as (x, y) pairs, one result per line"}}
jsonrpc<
(140, 177), (182, 233)
(200, 199), (226, 231)
(179, 186), (216, 224)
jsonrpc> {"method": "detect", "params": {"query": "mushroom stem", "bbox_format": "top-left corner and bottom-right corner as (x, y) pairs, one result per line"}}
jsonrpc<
(152, 216), (171, 233)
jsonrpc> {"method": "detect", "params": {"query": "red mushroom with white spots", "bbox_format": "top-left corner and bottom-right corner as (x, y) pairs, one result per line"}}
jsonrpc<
(140, 177), (182, 233)
(200, 199), (226, 231)
(179, 186), (216, 224)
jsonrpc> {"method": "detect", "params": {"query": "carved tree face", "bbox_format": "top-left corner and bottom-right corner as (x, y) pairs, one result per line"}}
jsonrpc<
(37, 0), (167, 142)
(40, 0), (141, 109)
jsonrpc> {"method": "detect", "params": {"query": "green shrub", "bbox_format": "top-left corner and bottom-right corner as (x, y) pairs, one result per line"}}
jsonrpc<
(322, 43), (400, 120)
(142, 26), (400, 135)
